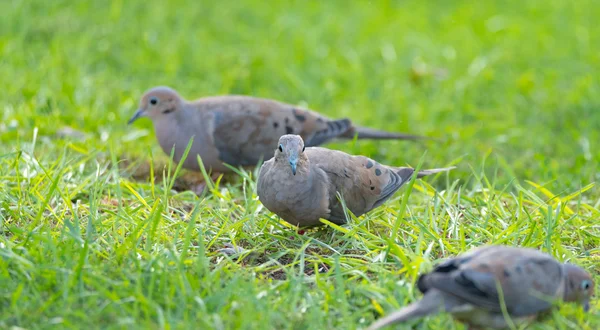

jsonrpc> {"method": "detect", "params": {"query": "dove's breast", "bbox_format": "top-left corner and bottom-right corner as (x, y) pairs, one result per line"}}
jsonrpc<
(260, 165), (331, 227)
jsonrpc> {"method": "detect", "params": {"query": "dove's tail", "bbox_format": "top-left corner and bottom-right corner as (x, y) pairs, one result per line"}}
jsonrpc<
(416, 166), (456, 178)
(367, 292), (443, 330)
(342, 126), (430, 141)
(392, 166), (455, 186)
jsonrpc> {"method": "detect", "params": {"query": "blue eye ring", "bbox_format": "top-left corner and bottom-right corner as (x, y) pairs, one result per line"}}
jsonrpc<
(582, 280), (592, 290)
(278, 144), (283, 152)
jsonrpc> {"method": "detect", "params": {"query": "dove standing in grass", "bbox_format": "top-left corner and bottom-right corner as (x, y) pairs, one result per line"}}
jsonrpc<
(128, 86), (428, 175)
(367, 245), (594, 330)
(256, 134), (453, 227)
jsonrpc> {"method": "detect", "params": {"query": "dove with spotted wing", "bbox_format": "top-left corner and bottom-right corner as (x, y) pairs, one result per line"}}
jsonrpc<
(128, 86), (429, 175)
(256, 134), (453, 227)
(367, 245), (594, 330)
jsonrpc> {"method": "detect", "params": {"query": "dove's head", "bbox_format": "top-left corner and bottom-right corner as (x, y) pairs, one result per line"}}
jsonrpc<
(128, 86), (184, 124)
(563, 263), (594, 311)
(274, 134), (307, 176)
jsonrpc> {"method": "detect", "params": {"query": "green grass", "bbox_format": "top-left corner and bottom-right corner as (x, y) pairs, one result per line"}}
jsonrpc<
(1, 0), (600, 329)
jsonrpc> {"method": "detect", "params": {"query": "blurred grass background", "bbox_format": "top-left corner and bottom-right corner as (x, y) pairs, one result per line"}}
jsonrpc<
(2, 0), (599, 190)
(1, 0), (599, 329)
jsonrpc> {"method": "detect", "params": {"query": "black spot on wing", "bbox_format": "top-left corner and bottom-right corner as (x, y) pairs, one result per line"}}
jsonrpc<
(286, 126), (294, 134)
(292, 108), (306, 122)
(371, 169), (405, 209)
(273, 122), (279, 128)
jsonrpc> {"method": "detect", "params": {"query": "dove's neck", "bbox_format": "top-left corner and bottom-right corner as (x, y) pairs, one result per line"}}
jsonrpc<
(293, 156), (312, 178)
(173, 102), (193, 125)
(154, 102), (197, 157)
(296, 162), (311, 178)
(560, 264), (575, 302)
(562, 282), (572, 301)
(290, 162), (319, 196)
(167, 103), (205, 135)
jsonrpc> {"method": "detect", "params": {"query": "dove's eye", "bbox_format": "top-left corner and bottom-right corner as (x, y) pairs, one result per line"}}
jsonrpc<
(278, 144), (283, 152)
(582, 280), (591, 290)
(149, 97), (158, 105)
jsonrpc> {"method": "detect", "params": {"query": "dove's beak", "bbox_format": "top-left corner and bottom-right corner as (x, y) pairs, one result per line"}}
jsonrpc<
(288, 152), (298, 175)
(128, 109), (144, 125)
(584, 301), (590, 312)
(289, 159), (297, 175)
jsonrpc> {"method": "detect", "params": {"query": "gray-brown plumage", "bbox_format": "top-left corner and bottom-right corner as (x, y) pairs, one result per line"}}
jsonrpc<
(128, 86), (429, 173)
(367, 245), (594, 330)
(256, 134), (454, 227)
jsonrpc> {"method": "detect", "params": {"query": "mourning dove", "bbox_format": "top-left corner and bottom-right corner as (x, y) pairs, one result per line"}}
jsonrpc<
(128, 86), (429, 175)
(367, 245), (594, 330)
(256, 134), (454, 227)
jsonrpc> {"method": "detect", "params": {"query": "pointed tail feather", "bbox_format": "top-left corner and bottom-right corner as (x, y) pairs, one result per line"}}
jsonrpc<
(416, 166), (456, 178)
(367, 293), (443, 330)
(394, 166), (455, 184)
(343, 126), (431, 141)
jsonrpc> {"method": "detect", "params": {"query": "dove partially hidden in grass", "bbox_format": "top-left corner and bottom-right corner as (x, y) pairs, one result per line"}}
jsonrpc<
(367, 245), (594, 330)
(256, 134), (454, 227)
(127, 86), (429, 180)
